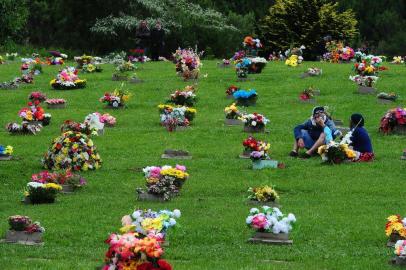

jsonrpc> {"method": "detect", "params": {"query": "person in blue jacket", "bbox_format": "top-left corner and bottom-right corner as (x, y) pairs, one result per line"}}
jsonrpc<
(290, 106), (341, 158)
(349, 113), (374, 161)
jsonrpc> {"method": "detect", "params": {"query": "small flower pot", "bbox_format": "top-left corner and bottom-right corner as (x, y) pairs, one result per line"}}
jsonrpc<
(358, 86), (376, 94)
(161, 149), (192, 160)
(137, 192), (167, 202)
(47, 103), (66, 109)
(252, 159), (279, 170)
(387, 233), (405, 247)
(224, 118), (242, 126)
(243, 126), (265, 133)
(5, 230), (43, 245)
(239, 150), (252, 159)
(248, 232), (292, 245)
(0, 154), (12, 161)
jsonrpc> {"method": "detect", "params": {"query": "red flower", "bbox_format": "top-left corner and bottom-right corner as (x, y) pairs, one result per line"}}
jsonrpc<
(137, 260), (172, 270)
(28, 102), (33, 106)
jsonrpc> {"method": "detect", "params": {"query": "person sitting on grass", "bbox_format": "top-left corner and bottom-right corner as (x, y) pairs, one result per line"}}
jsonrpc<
(290, 106), (341, 158)
(348, 113), (374, 162)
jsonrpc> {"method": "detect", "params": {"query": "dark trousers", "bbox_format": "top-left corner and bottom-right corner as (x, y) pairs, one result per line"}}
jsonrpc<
(151, 43), (163, 61)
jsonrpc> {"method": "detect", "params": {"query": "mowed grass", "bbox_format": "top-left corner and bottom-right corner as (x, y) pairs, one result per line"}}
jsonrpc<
(0, 59), (405, 270)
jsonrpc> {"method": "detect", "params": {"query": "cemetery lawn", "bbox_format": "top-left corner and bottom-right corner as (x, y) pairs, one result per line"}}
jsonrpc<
(0, 60), (405, 270)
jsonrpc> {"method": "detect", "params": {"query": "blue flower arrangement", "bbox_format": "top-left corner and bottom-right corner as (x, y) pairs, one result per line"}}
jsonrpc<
(233, 89), (257, 100)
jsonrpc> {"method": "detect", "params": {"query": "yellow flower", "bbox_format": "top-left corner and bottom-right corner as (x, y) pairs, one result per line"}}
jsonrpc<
(82, 163), (89, 171)
(5, 145), (13, 155)
(365, 66), (375, 74)
(186, 108), (197, 114)
(345, 149), (356, 159)
(388, 215), (400, 222)
(317, 145), (327, 155)
(141, 217), (163, 232)
(87, 64), (96, 72)
(160, 168), (189, 180)
(119, 225), (136, 234)
(87, 140), (93, 147)
(49, 79), (56, 85)
(44, 183), (62, 191)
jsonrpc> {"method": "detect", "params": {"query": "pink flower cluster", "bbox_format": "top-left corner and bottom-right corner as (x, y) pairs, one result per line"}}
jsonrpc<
(95, 112), (116, 126)
(45, 99), (66, 104)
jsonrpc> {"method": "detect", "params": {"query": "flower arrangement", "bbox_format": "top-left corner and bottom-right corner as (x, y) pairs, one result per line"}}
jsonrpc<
(248, 186), (279, 203)
(18, 101), (51, 126)
(158, 105), (196, 131)
(224, 103), (242, 120)
(28, 92), (47, 103)
(246, 206), (296, 234)
(231, 51), (246, 62)
(235, 58), (251, 78)
(377, 92), (397, 101)
(45, 99), (66, 105)
(354, 60), (377, 76)
(128, 48), (150, 63)
(47, 51), (67, 65)
(173, 48), (202, 80)
(250, 150), (270, 161)
(239, 113), (269, 129)
(317, 141), (357, 164)
(169, 85), (197, 106)
(8, 215), (44, 233)
(299, 87), (316, 101)
(24, 182), (62, 203)
(84, 113), (104, 133)
(103, 233), (170, 270)
(60, 120), (94, 136)
(285, 55), (302, 67)
(306, 67), (322, 76)
(82, 63), (102, 73)
(243, 136), (270, 153)
(380, 108), (406, 134)
(120, 209), (181, 240)
(140, 165), (189, 200)
(386, 215), (406, 240)
(233, 89), (257, 105)
(349, 75), (378, 87)
(243, 36), (262, 49)
(6, 122), (42, 135)
(14, 74), (34, 84)
(99, 113), (116, 127)
(220, 59), (231, 67)
(226, 85), (239, 96)
(323, 41), (354, 62)
(50, 67), (86, 90)
(42, 131), (102, 171)
(100, 85), (132, 108)
(74, 54), (93, 68)
(392, 56), (404, 64)
(395, 240), (406, 257)
(113, 60), (137, 79)
(31, 170), (87, 189)
(0, 145), (13, 157)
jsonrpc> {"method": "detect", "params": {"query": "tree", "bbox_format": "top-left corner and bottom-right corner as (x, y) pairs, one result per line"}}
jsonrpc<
(260, 0), (358, 58)
(0, 0), (29, 45)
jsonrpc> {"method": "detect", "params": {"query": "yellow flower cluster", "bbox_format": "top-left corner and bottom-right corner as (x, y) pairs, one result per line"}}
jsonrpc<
(224, 103), (238, 114)
(254, 186), (279, 202)
(141, 217), (164, 232)
(44, 183), (63, 191)
(285, 55), (299, 67)
(160, 168), (189, 180)
(86, 64), (96, 72)
(339, 144), (356, 159)
(386, 215), (406, 237)
(258, 141), (271, 152)
(4, 145), (13, 155)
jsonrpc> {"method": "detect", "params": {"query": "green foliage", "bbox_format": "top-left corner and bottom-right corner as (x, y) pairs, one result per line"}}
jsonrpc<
(0, 0), (29, 44)
(260, 0), (357, 58)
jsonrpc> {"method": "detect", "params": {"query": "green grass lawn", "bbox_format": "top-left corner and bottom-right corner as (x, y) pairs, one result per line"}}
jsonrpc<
(0, 59), (405, 270)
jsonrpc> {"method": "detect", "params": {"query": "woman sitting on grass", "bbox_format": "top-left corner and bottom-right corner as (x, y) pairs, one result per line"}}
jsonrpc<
(290, 106), (341, 158)
(348, 113), (374, 162)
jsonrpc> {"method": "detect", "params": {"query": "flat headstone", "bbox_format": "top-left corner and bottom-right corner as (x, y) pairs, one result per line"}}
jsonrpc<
(161, 149), (192, 159)
(224, 119), (242, 126)
(0, 155), (12, 161)
(248, 232), (292, 245)
(2, 230), (43, 245)
(358, 86), (376, 94)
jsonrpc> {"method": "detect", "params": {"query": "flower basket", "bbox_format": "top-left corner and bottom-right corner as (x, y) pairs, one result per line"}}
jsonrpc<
(388, 233), (406, 247)
(236, 97), (257, 107)
(225, 118), (242, 126)
(161, 149), (192, 160)
(5, 230), (43, 245)
(358, 86), (376, 94)
(239, 150), (252, 159)
(244, 126), (265, 133)
(252, 159), (279, 170)
(0, 154), (12, 161)
(248, 232), (292, 245)
(47, 103), (66, 109)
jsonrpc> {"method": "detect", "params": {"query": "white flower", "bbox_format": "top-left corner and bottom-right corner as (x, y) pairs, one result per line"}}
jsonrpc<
(287, 213), (296, 223)
(131, 210), (142, 219)
(27, 182), (44, 188)
(272, 222), (283, 234)
(251, 121), (257, 126)
(246, 216), (253, 224)
(169, 218), (177, 226)
(249, 208), (259, 214)
(161, 165), (172, 170)
(173, 209), (181, 218)
(272, 207), (283, 217)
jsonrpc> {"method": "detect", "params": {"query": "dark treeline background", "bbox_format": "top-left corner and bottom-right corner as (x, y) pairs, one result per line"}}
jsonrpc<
(1, 0), (405, 57)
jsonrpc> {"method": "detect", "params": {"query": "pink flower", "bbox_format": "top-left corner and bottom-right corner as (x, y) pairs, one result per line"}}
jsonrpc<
(251, 214), (267, 229)
(150, 167), (161, 179)
(175, 165), (186, 171)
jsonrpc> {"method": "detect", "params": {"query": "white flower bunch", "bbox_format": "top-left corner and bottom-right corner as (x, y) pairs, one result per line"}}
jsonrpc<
(84, 113), (104, 131)
(250, 57), (267, 63)
(246, 206), (296, 234)
(27, 182), (45, 189)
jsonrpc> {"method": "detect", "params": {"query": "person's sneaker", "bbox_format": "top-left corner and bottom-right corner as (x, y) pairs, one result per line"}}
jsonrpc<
(299, 152), (312, 159)
(289, 151), (298, 157)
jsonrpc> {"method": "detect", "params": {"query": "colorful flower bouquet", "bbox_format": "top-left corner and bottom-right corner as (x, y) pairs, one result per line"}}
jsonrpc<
(233, 89), (257, 106)
(45, 99), (66, 109)
(246, 206), (296, 244)
(60, 120), (94, 136)
(386, 215), (406, 246)
(349, 75), (378, 88)
(323, 41), (354, 62)
(138, 165), (189, 201)
(224, 103), (242, 120)
(84, 113), (105, 135)
(0, 145), (13, 160)
(31, 170), (86, 192)
(24, 182), (62, 204)
(241, 136), (270, 158)
(28, 92), (47, 103)
(128, 48), (150, 63)
(42, 131), (102, 171)
(380, 108), (406, 134)
(100, 87), (132, 108)
(317, 141), (357, 164)
(231, 50), (246, 62)
(18, 101), (51, 126)
(240, 113), (269, 133)
(5, 215), (45, 244)
(243, 36), (262, 56)
(285, 55), (303, 67)
(247, 186), (279, 204)
(169, 85), (197, 106)
(99, 113), (116, 127)
(50, 67), (86, 90)
(15, 74), (34, 84)
(394, 240), (406, 265)
(6, 122), (42, 135)
(303, 67), (322, 77)
(74, 54), (93, 69)
(226, 85), (239, 98)
(120, 208), (181, 242)
(158, 105), (196, 131)
(299, 87), (317, 102)
(235, 58), (251, 79)
(391, 56), (404, 64)
(112, 60), (137, 81)
(173, 48), (202, 81)
(47, 51), (67, 65)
